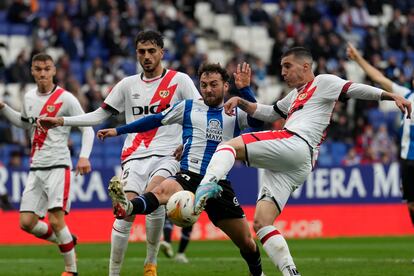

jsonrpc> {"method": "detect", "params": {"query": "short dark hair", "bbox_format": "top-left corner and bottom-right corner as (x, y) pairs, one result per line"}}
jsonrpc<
(134, 30), (164, 48)
(198, 63), (230, 82)
(32, 53), (54, 63)
(282, 47), (313, 62)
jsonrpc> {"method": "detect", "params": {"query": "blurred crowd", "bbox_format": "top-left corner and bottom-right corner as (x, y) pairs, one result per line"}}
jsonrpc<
(1, 0), (413, 168)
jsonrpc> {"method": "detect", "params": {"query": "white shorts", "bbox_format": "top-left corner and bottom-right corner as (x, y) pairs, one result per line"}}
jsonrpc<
(20, 167), (72, 218)
(242, 130), (312, 212)
(121, 155), (180, 195)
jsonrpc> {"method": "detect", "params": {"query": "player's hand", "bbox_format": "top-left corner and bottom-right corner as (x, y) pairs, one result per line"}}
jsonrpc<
(394, 96), (412, 119)
(346, 42), (361, 61)
(75, 157), (91, 176)
(37, 117), (64, 129)
(224, 97), (241, 116)
(97, 128), (117, 140)
(0, 101), (5, 109)
(173, 144), (184, 161)
(234, 62), (251, 89)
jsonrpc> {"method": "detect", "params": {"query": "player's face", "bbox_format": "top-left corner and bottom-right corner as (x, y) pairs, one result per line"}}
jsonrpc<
(136, 41), (164, 73)
(281, 55), (308, 88)
(31, 60), (56, 90)
(200, 72), (228, 107)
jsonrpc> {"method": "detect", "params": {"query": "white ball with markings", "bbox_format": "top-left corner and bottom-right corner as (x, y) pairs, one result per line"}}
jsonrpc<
(166, 191), (200, 227)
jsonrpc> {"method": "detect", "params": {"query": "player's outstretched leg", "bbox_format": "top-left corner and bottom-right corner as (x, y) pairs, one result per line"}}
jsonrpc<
(108, 176), (132, 218)
(193, 183), (223, 214)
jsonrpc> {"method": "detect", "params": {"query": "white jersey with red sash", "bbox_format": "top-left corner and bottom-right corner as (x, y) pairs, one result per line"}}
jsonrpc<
(102, 69), (200, 163)
(276, 74), (352, 150)
(22, 86), (87, 168)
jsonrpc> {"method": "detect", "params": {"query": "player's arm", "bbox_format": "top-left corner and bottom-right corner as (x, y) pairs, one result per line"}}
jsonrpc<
(97, 101), (186, 140)
(66, 94), (95, 175)
(225, 97), (286, 123)
(345, 83), (411, 118)
(346, 42), (393, 92)
(37, 107), (113, 129)
(97, 113), (164, 140)
(0, 101), (32, 129)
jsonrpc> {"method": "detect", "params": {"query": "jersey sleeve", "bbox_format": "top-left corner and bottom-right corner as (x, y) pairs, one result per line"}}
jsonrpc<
(392, 82), (411, 98)
(160, 100), (186, 125)
(317, 74), (351, 100)
(176, 73), (201, 100)
(102, 80), (125, 114)
(275, 89), (296, 115)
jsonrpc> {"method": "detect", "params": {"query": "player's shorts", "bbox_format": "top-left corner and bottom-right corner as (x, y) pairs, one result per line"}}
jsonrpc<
(20, 167), (72, 218)
(400, 158), (414, 202)
(122, 155), (180, 195)
(174, 170), (245, 225)
(242, 129), (312, 212)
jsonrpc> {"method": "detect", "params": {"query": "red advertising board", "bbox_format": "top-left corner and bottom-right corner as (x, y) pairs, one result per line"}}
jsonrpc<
(1, 204), (412, 244)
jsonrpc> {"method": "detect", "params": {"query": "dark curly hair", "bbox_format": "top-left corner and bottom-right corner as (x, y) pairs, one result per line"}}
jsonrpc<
(134, 30), (164, 48)
(197, 63), (230, 82)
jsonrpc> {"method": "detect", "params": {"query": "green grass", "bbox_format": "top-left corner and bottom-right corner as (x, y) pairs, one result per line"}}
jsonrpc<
(0, 237), (413, 275)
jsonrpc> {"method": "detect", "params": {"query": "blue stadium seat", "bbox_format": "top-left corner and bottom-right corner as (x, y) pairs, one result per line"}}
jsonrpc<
(367, 109), (385, 130)
(330, 142), (347, 166)
(70, 131), (82, 146)
(0, 11), (7, 23)
(0, 23), (9, 35)
(105, 157), (120, 169)
(122, 60), (137, 75)
(9, 24), (31, 35)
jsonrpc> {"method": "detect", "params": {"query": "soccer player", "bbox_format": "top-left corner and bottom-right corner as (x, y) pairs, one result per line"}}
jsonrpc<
(97, 63), (265, 276)
(0, 53), (94, 276)
(347, 43), (414, 227)
(193, 47), (412, 276)
(37, 30), (200, 276)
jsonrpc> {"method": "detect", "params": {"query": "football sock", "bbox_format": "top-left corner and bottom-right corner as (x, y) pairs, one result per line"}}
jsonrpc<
(163, 217), (173, 243)
(109, 219), (133, 276)
(239, 242), (263, 276)
(178, 225), (193, 253)
(131, 192), (160, 215)
(145, 205), (165, 264)
(31, 221), (57, 243)
(200, 145), (236, 185)
(56, 226), (77, 273)
(257, 226), (299, 276)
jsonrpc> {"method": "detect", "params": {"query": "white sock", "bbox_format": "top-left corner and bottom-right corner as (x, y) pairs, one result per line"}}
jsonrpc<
(145, 206), (165, 264)
(31, 221), (57, 243)
(110, 219), (133, 276)
(56, 226), (77, 273)
(200, 145), (236, 185)
(256, 226), (298, 276)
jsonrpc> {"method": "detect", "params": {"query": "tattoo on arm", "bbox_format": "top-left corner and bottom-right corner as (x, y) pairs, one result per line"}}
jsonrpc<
(238, 98), (250, 112)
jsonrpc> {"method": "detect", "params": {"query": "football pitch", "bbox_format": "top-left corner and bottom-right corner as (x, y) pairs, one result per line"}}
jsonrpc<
(0, 237), (413, 276)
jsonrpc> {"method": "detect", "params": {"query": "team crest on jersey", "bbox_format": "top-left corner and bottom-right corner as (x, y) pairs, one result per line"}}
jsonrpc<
(159, 90), (169, 98)
(46, 105), (55, 112)
(206, 119), (223, 142)
(298, 92), (307, 100)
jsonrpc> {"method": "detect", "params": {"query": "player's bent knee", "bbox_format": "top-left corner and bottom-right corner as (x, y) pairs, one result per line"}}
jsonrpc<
(253, 219), (271, 233)
(19, 217), (35, 232)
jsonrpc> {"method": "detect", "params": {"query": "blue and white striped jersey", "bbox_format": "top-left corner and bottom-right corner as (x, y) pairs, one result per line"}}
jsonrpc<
(392, 83), (414, 160)
(161, 99), (252, 174)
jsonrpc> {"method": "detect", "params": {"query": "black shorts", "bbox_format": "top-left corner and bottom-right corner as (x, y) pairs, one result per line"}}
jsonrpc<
(174, 170), (245, 225)
(401, 159), (414, 202)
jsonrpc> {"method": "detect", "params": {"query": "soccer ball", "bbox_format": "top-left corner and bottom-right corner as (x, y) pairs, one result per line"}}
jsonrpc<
(166, 191), (200, 227)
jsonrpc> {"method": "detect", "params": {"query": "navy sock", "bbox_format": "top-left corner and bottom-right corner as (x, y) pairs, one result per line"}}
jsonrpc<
(163, 217), (173, 243)
(240, 243), (262, 276)
(178, 225), (193, 253)
(130, 192), (160, 215)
